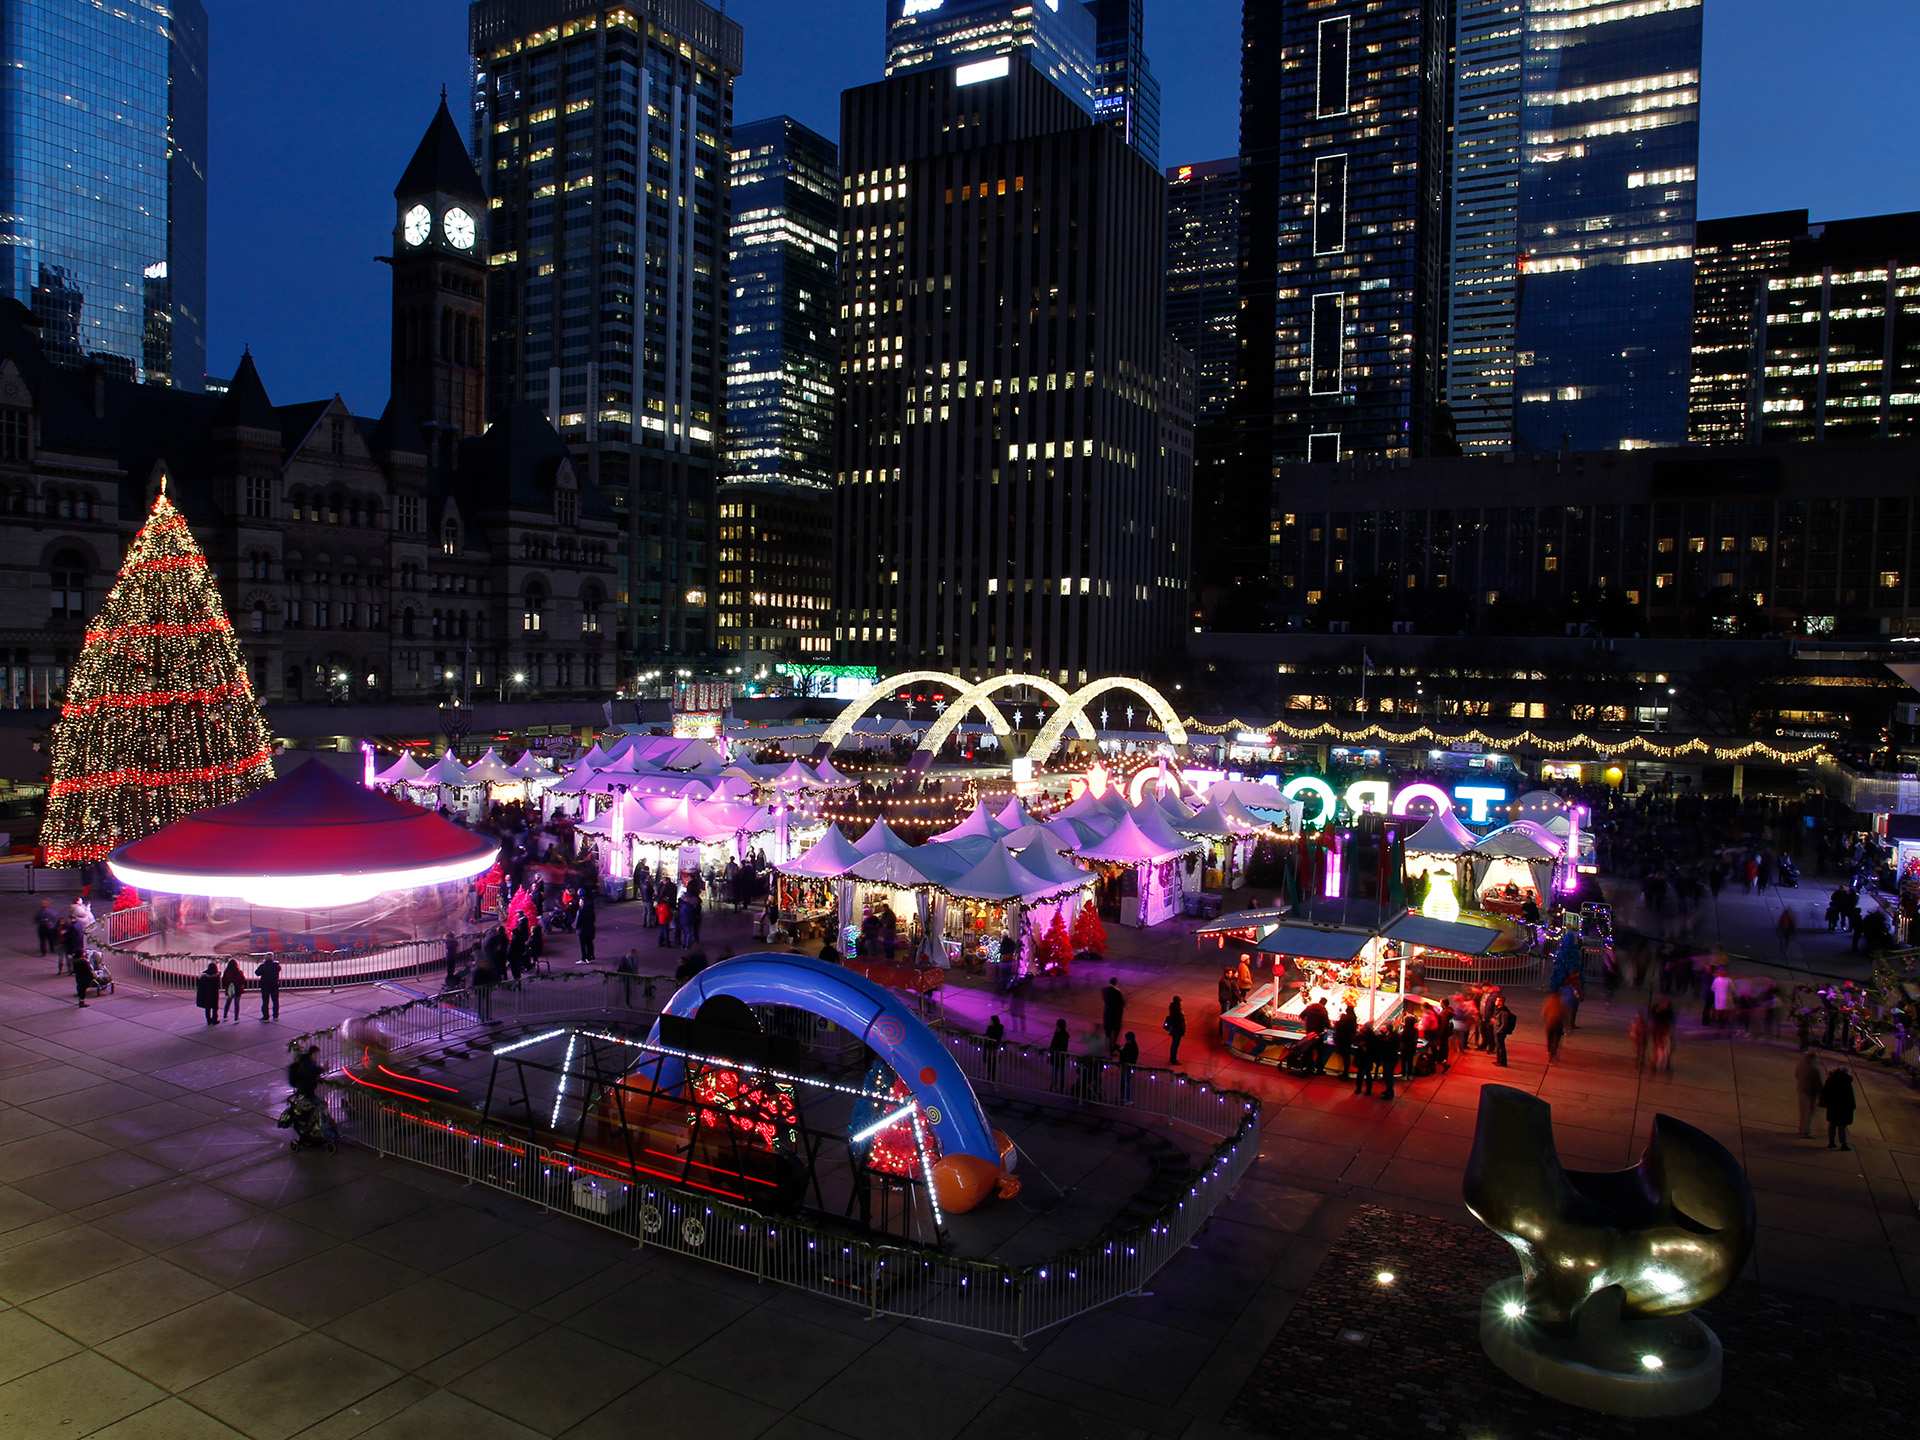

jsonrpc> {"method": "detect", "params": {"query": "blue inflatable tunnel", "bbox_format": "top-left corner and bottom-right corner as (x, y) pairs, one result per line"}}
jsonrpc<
(645, 951), (999, 1165)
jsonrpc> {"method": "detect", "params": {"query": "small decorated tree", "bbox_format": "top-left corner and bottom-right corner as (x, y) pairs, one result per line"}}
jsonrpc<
(1034, 909), (1073, 974)
(39, 488), (274, 865)
(1070, 902), (1108, 957)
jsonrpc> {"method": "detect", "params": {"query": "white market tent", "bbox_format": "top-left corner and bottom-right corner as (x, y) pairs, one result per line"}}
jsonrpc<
(930, 799), (1008, 844)
(463, 748), (522, 787)
(1013, 840), (1094, 890)
(993, 795), (1035, 831)
(372, 751), (428, 787)
(1057, 785), (1130, 824)
(1075, 811), (1193, 865)
(781, 825), (863, 878)
(853, 817), (917, 857)
(1470, 822), (1560, 903)
(1510, 789), (1571, 822)
(1403, 808), (1477, 889)
(1126, 799), (1198, 855)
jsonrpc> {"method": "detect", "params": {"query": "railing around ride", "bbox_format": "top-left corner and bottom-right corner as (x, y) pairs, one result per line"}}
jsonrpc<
(1415, 950), (1547, 988)
(88, 904), (487, 992)
(295, 976), (1260, 1345)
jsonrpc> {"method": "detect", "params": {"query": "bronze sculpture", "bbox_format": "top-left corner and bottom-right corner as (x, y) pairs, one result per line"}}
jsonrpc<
(1462, 1084), (1755, 1414)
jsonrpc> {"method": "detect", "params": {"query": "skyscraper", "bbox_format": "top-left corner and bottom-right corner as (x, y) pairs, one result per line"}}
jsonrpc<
(1445, 0), (1703, 454)
(1511, 0), (1701, 452)
(1688, 210), (1808, 447)
(1256, 0), (1453, 467)
(0, 0), (208, 389)
(834, 53), (1185, 677)
(1166, 158), (1241, 423)
(882, 0), (1158, 166)
(1445, 0), (1524, 453)
(469, 0), (742, 660)
(718, 116), (839, 661)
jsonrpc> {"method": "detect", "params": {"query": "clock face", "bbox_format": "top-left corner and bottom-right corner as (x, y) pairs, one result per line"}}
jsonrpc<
(402, 204), (431, 247)
(444, 207), (476, 251)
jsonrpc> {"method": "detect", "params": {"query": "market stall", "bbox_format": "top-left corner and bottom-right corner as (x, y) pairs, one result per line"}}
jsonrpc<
(1403, 807), (1477, 892)
(462, 747), (526, 803)
(1470, 823), (1561, 914)
(1176, 794), (1264, 891)
(772, 823), (862, 939)
(1069, 810), (1199, 927)
(415, 750), (483, 820)
(370, 750), (428, 792)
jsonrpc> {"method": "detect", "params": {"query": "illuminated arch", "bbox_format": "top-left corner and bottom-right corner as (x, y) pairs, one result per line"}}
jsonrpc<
(815, 670), (1013, 756)
(915, 673), (1096, 756)
(647, 952), (998, 1163)
(1026, 677), (1190, 767)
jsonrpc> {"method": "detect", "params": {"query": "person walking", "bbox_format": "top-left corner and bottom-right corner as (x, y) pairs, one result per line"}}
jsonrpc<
(256, 954), (282, 1021)
(1398, 1010), (1421, 1080)
(1100, 977), (1126, 1055)
(1820, 1065), (1856, 1150)
(61, 918), (85, 981)
(1163, 996), (1187, 1066)
(1353, 1022), (1377, 1095)
(71, 943), (92, 1007)
(1775, 906), (1797, 959)
(1543, 990), (1567, 1063)
(1048, 1019), (1070, 1092)
(1492, 996), (1516, 1067)
(1710, 968), (1733, 1028)
(1649, 995), (1675, 1075)
(1333, 1004), (1358, 1078)
(219, 959), (245, 1023)
(983, 1014), (1005, 1081)
(656, 894), (674, 947)
(35, 899), (58, 958)
(194, 962), (220, 1026)
(1794, 1048), (1824, 1138)
(1117, 1031), (1139, 1103)
(577, 892), (597, 966)
(1629, 1010), (1649, 1073)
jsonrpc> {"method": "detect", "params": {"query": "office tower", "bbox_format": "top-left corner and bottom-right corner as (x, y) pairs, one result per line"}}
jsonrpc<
(1757, 213), (1920, 444)
(1445, 0), (1523, 453)
(1090, 0), (1160, 169)
(1511, 0), (1701, 452)
(1260, 0), (1453, 466)
(1688, 211), (1808, 447)
(834, 53), (1184, 678)
(0, 0), (208, 388)
(470, 0), (742, 660)
(883, 0), (1158, 165)
(718, 116), (839, 661)
(390, 95), (489, 465)
(1445, 0), (1703, 454)
(1166, 158), (1241, 422)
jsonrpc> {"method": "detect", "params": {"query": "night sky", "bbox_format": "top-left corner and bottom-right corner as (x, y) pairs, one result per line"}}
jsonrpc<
(208, 0), (1920, 413)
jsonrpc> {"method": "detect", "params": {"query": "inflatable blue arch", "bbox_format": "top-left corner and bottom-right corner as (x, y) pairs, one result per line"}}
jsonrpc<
(645, 952), (999, 1164)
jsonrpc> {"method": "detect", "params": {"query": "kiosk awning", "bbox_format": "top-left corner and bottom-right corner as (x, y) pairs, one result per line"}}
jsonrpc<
(1255, 923), (1372, 962)
(1380, 913), (1504, 957)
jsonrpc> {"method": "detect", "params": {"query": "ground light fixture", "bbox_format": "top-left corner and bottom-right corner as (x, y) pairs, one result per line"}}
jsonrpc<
(1501, 1299), (1526, 1320)
(1641, 1354), (1665, 1371)
(1374, 1270), (1395, 1286)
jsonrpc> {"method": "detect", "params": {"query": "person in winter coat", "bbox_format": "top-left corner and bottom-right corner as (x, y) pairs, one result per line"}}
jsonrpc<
(1352, 1022), (1377, 1094)
(193, 963), (220, 1025)
(1794, 1048), (1824, 1138)
(256, 954), (282, 1021)
(576, 893), (597, 965)
(1820, 1065), (1857, 1150)
(1491, 996), (1517, 1067)
(1048, 1019), (1070, 1092)
(1542, 990), (1568, 1063)
(1333, 1005), (1359, 1077)
(1398, 1011), (1421, 1079)
(220, 959), (245, 1022)
(1163, 997), (1187, 1066)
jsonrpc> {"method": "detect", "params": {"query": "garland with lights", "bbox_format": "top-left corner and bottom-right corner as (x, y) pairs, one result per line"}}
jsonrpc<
(1179, 716), (1828, 765)
(39, 489), (275, 865)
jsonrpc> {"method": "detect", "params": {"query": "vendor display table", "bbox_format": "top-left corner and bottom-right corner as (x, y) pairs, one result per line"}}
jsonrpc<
(1218, 984), (1416, 1070)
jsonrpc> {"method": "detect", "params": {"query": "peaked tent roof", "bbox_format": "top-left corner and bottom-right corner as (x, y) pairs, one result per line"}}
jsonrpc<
(462, 748), (522, 785)
(815, 760), (856, 788)
(1511, 788), (1570, 819)
(630, 796), (734, 843)
(395, 95), (487, 202)
(1405, 808), (1476, 855)
(993, 796), (1034, 830)
(372, 751), (429, 786)
(1127, 801), (1196, 854)
(1057, 785), (1130, 823)
(1473, 823), (1560, 861)
(853, 817), (916, 857)
(110, 759), (495, 881)
(1072, 811), (1189, 864)
(931, 800), (1008, 844)
(945, 845), (1060, 903)
(510, 750), (554, 779)
(1177, 798), (1259, 837)
(418, 751), (476, 786)
(1012, 841), (1093, 889)
(781, 824), (863, 877)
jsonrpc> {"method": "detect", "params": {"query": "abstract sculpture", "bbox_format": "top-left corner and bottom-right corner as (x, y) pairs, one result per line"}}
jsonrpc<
(1462, 1085), (1755, 1415)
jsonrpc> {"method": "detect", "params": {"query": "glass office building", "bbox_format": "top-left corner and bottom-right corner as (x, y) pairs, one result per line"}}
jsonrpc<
(1165, 157), (1241, 422)
(0, 0), (208, 388)
(470, 0), (742, 655)
(1511, 0), (1701, 453)
(884, 0), (1159, 167)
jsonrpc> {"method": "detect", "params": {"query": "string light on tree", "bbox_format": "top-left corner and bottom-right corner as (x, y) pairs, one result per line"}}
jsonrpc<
(40, 486), (275, 866)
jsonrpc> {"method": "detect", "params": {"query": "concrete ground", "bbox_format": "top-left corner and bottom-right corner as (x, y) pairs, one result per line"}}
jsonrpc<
(0, 881), (1915, 1438)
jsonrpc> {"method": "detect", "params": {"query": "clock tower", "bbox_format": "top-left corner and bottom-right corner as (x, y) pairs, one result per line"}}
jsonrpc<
(390, 92), (487, 465)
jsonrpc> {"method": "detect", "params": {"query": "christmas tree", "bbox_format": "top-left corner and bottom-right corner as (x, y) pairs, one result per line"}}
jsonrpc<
(40, 488), (274, 865)
(1035, 909), (1073, 973)
(1070, 902), (1108, 957)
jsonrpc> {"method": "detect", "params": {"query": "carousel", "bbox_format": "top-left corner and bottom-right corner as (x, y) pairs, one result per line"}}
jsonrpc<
(104, 759), (497, 987)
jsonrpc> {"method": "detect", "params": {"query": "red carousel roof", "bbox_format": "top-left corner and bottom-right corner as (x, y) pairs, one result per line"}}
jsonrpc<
(109, 759), (495, 902)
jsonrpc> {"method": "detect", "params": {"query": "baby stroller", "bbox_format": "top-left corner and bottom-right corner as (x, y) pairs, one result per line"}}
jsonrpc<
(277, 1092), (338, 1153)
(76, 949), (115, 998)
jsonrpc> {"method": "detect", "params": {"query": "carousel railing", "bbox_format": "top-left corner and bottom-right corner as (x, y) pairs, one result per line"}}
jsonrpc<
(291, 974), (1261, 1345)
(87, 904), (489, 992)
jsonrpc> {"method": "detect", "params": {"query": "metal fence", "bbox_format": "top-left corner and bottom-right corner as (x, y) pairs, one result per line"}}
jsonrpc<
(299, 978), (1260, 1345)
(89, 905), (486, 993)
(0, 861), (81, 894)
(1415, 951), (1547, 988)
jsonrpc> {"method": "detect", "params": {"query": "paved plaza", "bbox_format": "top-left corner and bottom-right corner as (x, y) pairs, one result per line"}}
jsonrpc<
(0, 881), (1916, 1438)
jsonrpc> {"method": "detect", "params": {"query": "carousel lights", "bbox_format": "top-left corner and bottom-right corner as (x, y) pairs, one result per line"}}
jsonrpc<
(107, 845), (498, 910)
